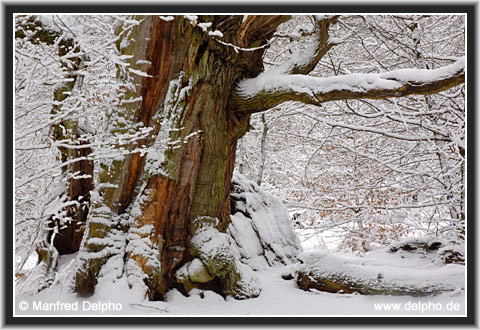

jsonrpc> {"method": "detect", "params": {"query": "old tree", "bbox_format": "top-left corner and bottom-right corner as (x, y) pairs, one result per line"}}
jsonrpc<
(15, 15), (465, 300)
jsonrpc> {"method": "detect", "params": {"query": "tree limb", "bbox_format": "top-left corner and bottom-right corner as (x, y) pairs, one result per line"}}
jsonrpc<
(236, 15), (291, 47)
(233, 57), (465, 113)
(274, 15), (341, 75)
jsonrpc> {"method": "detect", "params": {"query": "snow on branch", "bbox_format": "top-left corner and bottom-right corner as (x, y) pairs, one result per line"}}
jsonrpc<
(320, 118), (450, 142)
(15, 15), (78, 58)
(271, 15), (341, 76)
(212, 38), (269, 53)
(233, 57), (465, 113)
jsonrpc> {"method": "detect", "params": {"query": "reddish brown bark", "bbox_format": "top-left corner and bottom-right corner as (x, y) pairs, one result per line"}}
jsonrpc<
(114, 18), (176, 213)
(156, 130), (203, 299)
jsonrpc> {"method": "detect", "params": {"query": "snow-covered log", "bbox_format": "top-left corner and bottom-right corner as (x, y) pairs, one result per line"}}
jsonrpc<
(292, 250), (464, 296)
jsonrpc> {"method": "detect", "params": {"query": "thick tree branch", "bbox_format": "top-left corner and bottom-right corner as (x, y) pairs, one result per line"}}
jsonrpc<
(236, 15), (291, 47)
(274, 15), (341, 75)
(232, 57), (465, 113)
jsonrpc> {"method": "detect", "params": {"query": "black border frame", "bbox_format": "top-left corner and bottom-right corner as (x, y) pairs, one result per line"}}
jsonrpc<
(3, 2), (476, 326)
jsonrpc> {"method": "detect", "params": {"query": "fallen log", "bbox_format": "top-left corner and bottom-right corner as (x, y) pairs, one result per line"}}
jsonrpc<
(293, 251), (464, 296)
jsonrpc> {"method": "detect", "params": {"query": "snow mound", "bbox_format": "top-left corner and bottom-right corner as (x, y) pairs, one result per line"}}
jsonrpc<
(228, 171), (302, 270)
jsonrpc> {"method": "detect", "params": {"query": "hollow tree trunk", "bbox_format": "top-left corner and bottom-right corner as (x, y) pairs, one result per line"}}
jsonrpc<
(75, 15), (289, 300)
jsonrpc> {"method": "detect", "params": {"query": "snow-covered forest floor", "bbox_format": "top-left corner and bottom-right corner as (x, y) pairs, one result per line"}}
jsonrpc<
(14, 171), (466, 317)
(15, 232), (465, 317)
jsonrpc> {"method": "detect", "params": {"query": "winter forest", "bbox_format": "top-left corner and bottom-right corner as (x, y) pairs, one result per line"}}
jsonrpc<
(14, 13), (467, 316)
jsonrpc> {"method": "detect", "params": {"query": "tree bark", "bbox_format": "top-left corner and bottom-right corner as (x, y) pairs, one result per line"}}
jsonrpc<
(256, 113), (268, 186)
(75, 15), (289, 299)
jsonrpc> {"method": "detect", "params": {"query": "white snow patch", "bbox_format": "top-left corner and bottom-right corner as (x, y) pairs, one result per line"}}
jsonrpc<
(184, 15), (198, 21)
(208, 30), (223, 38)
(159, 16), (174, 22)
(136, 59), (151, 65)
(128, 68), (152, 78)
(198, 22), (212, 31)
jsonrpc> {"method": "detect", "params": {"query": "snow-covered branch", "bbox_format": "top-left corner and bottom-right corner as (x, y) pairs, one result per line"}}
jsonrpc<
(272, 15), (341, 75)
(233, 57), (465, 113)
(320, 118), (450, 142)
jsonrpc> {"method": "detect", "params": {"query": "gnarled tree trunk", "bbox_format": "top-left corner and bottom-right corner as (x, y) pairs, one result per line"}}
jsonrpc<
(75, 15), (290, 300)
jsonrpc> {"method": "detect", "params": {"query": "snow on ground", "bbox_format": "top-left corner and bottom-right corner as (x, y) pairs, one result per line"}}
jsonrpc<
(14, 174), (465, 318)
(296, 227), (343, 252)
(15, 248), (465, 317)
